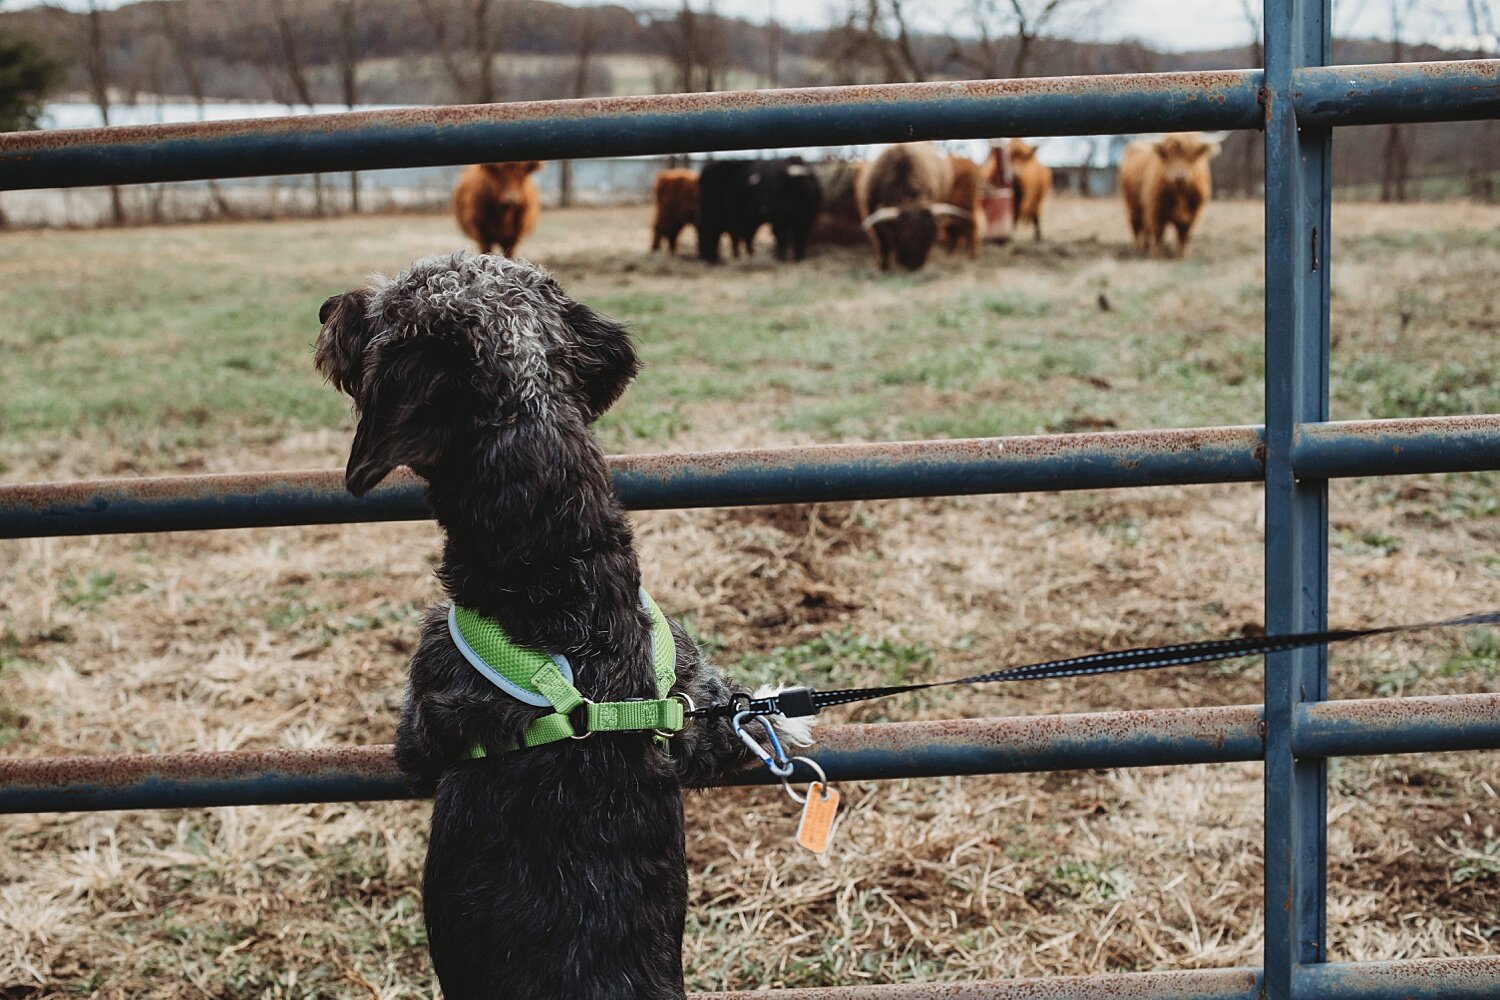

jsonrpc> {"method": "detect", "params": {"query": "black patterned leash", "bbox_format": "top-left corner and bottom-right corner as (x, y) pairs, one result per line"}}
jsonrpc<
(691, 611), (1500, 721)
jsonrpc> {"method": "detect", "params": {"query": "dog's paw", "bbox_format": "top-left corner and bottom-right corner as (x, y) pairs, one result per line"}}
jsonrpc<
(753, 683), (817, 748)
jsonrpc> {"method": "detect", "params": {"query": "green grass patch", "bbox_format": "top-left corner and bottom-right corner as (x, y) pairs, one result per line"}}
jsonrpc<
(735, 628), (934, 689)
(1440, 630), (1500, 681)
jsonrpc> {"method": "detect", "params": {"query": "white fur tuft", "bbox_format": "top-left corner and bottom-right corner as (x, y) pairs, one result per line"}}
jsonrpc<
(753, 683), (817, 747)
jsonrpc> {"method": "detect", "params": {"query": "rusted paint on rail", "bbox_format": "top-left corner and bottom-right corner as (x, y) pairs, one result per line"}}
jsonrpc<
(1293, 414), (1500, 479)
(7, 693), (1500, 814)
(5, 414), (1498, 539)
(1297, 59), (1500, 127)
(695, 956), (1500, 1000)
(1297, 956), (1500, 999)
(0, 70), (1265, 189)
(705, 966), (1262, 999)
(1296, 691), (1500, 757)
(0, 427), (1267, 538)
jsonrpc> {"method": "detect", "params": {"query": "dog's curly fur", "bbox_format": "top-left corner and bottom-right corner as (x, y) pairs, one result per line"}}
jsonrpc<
(315, 251), (809, 1000)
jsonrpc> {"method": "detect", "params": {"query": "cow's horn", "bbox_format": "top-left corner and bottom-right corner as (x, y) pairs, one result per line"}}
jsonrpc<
(931, 203), (973, 220)
(860, 207), (902, 230)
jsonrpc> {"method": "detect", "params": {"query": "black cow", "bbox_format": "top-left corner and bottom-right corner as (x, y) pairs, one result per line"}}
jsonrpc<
(697, 158), (824, 264)
(749, 157), (823, 262)
(696, 160), (763, 263)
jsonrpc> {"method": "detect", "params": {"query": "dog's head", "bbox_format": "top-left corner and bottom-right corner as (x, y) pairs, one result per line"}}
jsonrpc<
(315, 252), (639, 497)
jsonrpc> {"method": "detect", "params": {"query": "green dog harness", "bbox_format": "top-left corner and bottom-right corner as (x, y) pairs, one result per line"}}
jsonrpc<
(450, 588), (683, 756)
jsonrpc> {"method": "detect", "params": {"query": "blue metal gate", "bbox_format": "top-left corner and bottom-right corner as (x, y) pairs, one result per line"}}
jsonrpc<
(2, 2), (1499, 997)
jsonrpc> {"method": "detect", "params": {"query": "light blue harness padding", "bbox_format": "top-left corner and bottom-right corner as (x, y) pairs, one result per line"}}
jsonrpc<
(447, 605), (575, 708)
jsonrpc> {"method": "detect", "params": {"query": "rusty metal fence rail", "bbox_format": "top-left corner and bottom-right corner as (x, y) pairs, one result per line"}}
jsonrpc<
(2, 2), (1498, 997)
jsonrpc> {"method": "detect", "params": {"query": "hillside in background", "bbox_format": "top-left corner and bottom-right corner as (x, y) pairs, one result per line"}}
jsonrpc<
(0, 0), (1495, 201)
(4, 0), (1486, 105)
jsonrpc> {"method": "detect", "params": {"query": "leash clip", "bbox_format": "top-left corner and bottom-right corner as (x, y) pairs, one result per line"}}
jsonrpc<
(732, 710), (794, 778)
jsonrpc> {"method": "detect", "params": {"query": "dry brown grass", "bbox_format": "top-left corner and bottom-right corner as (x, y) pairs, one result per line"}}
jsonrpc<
(1, 197), (1497, 997)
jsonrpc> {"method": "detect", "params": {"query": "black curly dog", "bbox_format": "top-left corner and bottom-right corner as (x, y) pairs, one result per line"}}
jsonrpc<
(315, 252), (810, 1000)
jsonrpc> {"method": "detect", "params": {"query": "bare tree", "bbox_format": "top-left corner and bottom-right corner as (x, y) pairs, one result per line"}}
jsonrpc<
(1225, 0), (1265, 196)
(336, 0), (361, 212)
(821, 0), (930, 84)
(945, 0), (1103, 80)
(159, 3), (235, 218)
(1465, 0), (1498, 198)
(417, 0), (505, 103)
(1002, 0), (1075, 77)
(268, 0), (327, 213)
(558, 8), (598, 207)
(1380, 0), (1419, 202)
(664, 1), (730, 92)
(766, 0), (782, 86)
(81, 0), (126, 225)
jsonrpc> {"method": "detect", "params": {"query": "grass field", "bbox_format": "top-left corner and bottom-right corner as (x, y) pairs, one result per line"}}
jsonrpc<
(1, 197), (1498, 997)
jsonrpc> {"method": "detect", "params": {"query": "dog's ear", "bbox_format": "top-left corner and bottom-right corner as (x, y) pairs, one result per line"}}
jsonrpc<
(561, 301), (640, 421)
(345, 344), (463, 497)
(315, 291), (377, 398)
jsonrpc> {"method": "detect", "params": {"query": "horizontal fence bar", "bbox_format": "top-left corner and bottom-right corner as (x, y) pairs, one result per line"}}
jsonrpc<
(0, 427), (1264, 538)
(1296, 59), (1500, 127)
(1297, 957), (1500, 999)
(1293, 414), (1500, 479)
(3, 416), (1498, 539)
(697, 957), (1500, 1000)
(2, 61), (1494, 192)
(0, 70), (1266, 190)
(707, 967), (1261, 1000)
(1294, 691), (1500, 757)
(6, 694), (1497, 815)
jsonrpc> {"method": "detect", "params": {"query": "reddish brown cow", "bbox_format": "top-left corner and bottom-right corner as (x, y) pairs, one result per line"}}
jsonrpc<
(940, 155), (984, 258)
(651, 169), (698, 255)
(452, 161), (542, 257)
(1119, 133), (1219, 257)
(1005, 138), (1053, 242)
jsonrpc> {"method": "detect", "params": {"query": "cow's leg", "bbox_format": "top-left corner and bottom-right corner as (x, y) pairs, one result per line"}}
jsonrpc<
(792, 219), (810, 262)
(1150, 221), (1168, 258)
(1175, 222), (1192, 258)
(651, 226), (662, 252)
(668, 228), (679, 255)
(1033, 216), (1043, 243)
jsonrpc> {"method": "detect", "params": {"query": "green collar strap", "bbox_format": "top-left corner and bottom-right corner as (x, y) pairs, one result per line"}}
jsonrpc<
(449, 588), (682, 756)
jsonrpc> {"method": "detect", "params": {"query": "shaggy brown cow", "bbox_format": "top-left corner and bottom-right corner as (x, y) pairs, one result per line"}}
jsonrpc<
(1119, 133), (1219, 258)
(940, 155), (984, 258)
(1006, 138), (1053, 242)
(452, 161), (542, 257)
(651, 169), (698, 255)
(856, 142), (964, 272)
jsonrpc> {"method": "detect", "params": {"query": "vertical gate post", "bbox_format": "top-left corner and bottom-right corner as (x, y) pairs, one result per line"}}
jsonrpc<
(1263, 2), (1333, 999)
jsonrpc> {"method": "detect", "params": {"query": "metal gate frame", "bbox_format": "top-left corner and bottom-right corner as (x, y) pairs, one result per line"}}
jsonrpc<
(2, 2), (1499, 997)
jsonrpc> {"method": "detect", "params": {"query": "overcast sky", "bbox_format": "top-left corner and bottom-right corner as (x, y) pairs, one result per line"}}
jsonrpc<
(9, 0), (1497, 53)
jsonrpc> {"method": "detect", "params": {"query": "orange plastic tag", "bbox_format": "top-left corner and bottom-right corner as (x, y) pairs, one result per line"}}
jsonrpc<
(795, 782), (841, 853)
